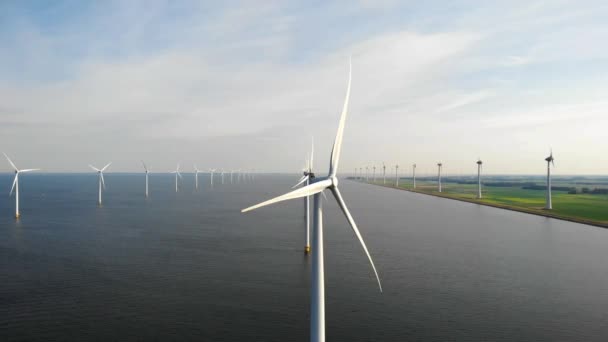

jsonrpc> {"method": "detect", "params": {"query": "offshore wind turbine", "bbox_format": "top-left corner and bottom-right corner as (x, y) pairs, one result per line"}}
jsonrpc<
(194, 165), (202, 190)
(209, 168), (216, 186)
(412, 164), (416, 189)
(365, 166), (369, 182)
(242, 60), (382, 342)
(170, 163), (182, 192)
(230, 170), (234, 184)
(292, 137), (315, 254)
(545, 150), (555, 209)
(89, 162), (111, 205)
(476, 159), (483, 199)
(372, 166), (376, 182)
(394, 164), (399, 187)
(221, 169), (225, 185)
(3, 153), (40, 219)
(437, 163), (443, 192)
(142, 161), (150, 197)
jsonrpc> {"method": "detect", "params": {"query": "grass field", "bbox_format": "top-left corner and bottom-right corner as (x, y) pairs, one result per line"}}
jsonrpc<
(359, 177), (608, 226)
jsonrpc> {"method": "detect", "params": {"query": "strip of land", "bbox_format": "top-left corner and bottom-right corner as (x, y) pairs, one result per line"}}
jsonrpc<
(355, 178), (608, 229)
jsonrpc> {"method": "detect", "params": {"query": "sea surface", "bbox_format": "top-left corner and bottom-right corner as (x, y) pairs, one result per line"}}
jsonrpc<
(1, 173), (608, 341)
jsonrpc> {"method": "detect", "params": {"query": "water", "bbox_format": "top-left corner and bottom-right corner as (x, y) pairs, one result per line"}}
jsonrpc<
(2, 174), (608, 341)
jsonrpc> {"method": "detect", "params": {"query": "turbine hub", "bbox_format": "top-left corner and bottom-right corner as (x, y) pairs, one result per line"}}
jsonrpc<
(330, 176), (338, 187)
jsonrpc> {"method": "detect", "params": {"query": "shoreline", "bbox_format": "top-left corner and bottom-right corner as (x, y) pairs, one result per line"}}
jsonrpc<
(356, 180), (608, 229)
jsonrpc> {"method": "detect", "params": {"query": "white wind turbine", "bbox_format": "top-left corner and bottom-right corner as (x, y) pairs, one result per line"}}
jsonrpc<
(242, 60), (382, 342)
(412, 163), (416, 189)
(221, 169), (225, 185)
(382, 163), (386, 185)
(170, 163), (182, 192)
(209, 168), (216, 186)
(194, 165), (202, 190)
(365, 166), (369, 182)
(545, 150), (555, 210)
(394, 164), (399, 187)
(89, 162), (111, 205)
(476, 159), (483, 199)
(372, 165), (376, 182)
(4, 153), (40, 218)
(230, 170), (234, 184)
(142, 161), (150, 197)
(437, 162), (443, 192)
(292, 137), (315, 254)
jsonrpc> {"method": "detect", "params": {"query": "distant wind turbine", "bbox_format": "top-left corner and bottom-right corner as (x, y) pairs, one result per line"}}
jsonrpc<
(476, 159), (483, 199)
(292, 137), (315, 254)
(4, 153), (40, 218)
(394, 164), (399, 187)
(545, 150), (555, 209)
(372, 166), (376, 182)
(194, 165), (202, 190)
(142, 161), (150, 197)
(412, 164), (416, 189)
(170, 163), (182, 192)
(209, 168), (216, 186)
(437, 163), (443, 192)
(89, 162), (111, 205)
(382, 163), (386, 185)
(242, 60), (381, 342)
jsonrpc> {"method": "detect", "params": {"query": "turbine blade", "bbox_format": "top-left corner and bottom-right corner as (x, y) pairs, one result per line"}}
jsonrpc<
(141, 160), (148, 171)
(242, 178), (332, 213)
(3, 152), (18, 171)
(330, 186), (383, 292)
(19, 168), (40, 173)
(89, 165), (101, 172)
(100, 173), (106, 190)
(101, 162), (112, 172)
(292, 175), (309, 189)
(329, 58), (352, 177)
(9, 174), (17, 196)
(178, 172), (183, 179)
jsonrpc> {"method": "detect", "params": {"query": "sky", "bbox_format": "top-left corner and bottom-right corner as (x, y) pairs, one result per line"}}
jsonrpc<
(1, 0), (607, 176)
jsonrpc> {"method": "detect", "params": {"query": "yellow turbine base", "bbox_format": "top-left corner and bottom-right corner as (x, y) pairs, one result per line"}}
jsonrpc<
(304, 246), (311, 254)
(15, 213), (20, 219)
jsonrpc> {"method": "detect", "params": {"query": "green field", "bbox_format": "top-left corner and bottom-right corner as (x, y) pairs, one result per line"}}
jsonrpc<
(359, 177), (608, 226)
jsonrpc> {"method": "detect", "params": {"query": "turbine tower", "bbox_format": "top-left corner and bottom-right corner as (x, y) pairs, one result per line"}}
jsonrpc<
(194, 165), (202, 190)
(476, 159), (483, 199)
(170, 163), (182, 192)
(89, 162), (111, 205)
(394, 164), (399, 187)
(221, 169), (225, 185)
(4, 153), (40, 219)
(142, 161), (150, 197)
(545, 150), (555, 209)
(412, 164), (416, 189)
(372, 166), (376, 182)
(365, 166), (369, 182)
(437, 163), (443, 192)
(382, 163), (386, 185)
(242, 60), (381, 342)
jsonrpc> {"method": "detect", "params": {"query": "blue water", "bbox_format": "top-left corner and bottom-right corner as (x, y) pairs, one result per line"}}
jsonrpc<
(2, 173), (608, 341)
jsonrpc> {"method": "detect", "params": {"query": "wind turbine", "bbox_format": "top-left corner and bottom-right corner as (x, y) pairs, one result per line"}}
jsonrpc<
(476, 159), (483, 199)
(89, 162), (111, 205)
(3, 153), (40, 218)
(170, 163), (182, 192)
(382, 163), (386, 185)
(221, 169), (225, 185)
(412, 164), (416, 189)
(242, 60), (381, 342)
(394, 164), (399, 187)
(545, 150), (555, 209)
(209, 168), (216, 186)
(437, 163), (443, 192)
(372, 166), (376, 182)
(194, 165), (202, 190)
(230, 170), (234, 184)
(293, 137), (315, 254)
(142, 160), (150, 197)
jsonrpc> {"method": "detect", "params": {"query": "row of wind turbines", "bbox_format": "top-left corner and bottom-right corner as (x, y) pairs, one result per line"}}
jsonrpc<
(355, 150), (557, 210)
(2, 154), (255, 219)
